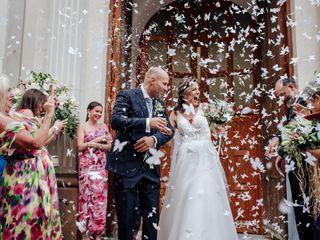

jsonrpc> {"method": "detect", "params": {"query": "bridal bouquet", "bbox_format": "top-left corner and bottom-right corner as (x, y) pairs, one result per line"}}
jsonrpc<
(202, 99), (235, 125)
(12, 71), (80, 138)
(281, 115), (320, 166)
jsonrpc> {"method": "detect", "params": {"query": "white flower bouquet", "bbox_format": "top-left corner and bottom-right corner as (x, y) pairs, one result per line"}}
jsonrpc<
(202, 99), (235, 125)
(12, 71), (80, 138)
(281, 115), (320, 166)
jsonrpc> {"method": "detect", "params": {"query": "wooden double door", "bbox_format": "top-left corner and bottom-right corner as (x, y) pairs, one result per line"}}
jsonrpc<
(138, 0), (263, 233)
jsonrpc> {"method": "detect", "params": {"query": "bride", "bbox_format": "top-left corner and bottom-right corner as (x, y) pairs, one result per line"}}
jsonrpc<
(157, 78), (238, 240)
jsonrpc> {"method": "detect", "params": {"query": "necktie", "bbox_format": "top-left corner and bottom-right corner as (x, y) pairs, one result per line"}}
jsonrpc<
(145, 98), (153, 117)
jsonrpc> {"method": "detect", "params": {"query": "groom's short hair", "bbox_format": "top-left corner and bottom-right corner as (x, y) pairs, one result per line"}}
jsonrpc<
(276, 78), (296, 87)
(144, 67), (166, 83)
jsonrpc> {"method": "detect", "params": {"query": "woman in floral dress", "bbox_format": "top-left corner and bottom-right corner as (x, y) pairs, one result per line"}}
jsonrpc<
(0, 75), (62, 240)
(76, 101), (112, 240)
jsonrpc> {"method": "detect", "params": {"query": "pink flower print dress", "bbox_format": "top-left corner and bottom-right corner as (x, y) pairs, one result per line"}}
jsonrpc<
(0, 121), (62, 240)
(78, 128), (112, 235)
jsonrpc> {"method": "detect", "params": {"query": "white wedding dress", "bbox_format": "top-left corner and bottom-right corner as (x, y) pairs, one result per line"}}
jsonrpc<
(157, 105), (238, 240)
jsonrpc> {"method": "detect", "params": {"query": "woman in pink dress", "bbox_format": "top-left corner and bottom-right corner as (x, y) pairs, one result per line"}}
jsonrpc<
(76, 101), (112, 240)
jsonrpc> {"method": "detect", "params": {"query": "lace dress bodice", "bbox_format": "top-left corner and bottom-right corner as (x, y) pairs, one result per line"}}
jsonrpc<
(176, 105), (211, 143)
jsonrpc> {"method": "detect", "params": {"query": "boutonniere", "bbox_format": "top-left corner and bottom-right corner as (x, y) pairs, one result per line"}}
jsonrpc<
(154, 100), (165, 116)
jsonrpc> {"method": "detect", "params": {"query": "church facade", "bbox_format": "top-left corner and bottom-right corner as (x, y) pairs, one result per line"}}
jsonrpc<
(1, 0), (320, 239)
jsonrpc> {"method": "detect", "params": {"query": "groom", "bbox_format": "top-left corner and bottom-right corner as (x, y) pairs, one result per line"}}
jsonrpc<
(107, 67), (174, 240)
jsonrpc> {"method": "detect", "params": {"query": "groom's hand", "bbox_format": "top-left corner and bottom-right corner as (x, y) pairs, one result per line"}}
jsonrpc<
(150, 117), (167, 131)
(160, 127), (173, 136)
(134, 136), (155, 152)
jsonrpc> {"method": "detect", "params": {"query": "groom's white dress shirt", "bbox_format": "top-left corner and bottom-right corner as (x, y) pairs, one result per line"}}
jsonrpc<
(141, 85), (152, 133)
(141, 86), (158, 148)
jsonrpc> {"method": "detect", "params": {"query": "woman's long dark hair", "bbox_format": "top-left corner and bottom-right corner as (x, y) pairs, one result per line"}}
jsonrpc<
(174, 77), (197, 113)
(17, 89), (47, 115)
(86, 101), (103, 121)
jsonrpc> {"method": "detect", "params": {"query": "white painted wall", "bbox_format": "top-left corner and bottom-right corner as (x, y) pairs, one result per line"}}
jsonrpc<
(0, 0), (9, 76)
(20, 0), (51, 77)
(291, 0), (320, 89)
(0, 0), (25, 86)
(79, 0), (109, 121)
(0, 0), (110, 120)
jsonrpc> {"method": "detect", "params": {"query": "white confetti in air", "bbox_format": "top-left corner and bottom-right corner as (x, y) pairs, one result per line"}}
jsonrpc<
(76, 220), (86, 233)
(305, 152), (317, 166)
(66, 148), (73, 157)
(250, 157), (265, 172)
(68, 46), (81, 57)
(145, 148), (164, 165)
(167, 48), (176, 56)
(87, 171), (103, 180)
(153, 223), (160, 231)
(240, 107), (253, 115)
(113, 139), (128, 152)
(182, 103), (195, 116)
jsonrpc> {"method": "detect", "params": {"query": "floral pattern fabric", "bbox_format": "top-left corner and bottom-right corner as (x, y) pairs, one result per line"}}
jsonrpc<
(0, 121), (62, 240)
(78, 128), (111, 235)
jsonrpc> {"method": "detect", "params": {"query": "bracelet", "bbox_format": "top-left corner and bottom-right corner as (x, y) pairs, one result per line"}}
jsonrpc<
(99, 144), (103, 149)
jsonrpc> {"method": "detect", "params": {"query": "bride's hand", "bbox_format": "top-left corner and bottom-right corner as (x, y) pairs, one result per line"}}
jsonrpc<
(216, 125), (227, 137)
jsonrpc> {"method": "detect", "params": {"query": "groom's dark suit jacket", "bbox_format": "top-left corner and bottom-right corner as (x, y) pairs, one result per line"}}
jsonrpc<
(107, 88), (173, 177)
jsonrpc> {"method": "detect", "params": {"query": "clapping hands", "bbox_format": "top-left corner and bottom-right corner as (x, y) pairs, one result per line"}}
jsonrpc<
(94, 135), (110, 143)
(53, 119), (68, 133)
(293, 103), (311, 116)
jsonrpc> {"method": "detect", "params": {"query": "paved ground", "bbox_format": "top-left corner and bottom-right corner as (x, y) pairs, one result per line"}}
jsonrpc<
(238, 234), (272, 240)
(103, 234), (271, 240)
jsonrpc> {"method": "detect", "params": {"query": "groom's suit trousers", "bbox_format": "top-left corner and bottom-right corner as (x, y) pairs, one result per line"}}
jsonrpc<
(113, 163), (160, 240)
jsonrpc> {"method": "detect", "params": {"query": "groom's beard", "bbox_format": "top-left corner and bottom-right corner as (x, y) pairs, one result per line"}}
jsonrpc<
(286, 93), (296, 108)
(286, 98), (295, 108)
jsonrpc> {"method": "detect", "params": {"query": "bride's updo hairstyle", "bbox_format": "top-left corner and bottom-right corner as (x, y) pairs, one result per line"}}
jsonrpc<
(174, 77), (198, 113)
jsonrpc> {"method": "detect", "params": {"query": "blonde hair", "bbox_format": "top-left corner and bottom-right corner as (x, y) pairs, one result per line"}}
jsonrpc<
(0, 74), (9, 113)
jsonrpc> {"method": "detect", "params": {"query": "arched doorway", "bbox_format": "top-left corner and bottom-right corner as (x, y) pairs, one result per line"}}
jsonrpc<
(138, 0), (263, 233)
(106, 0), (294, 237)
